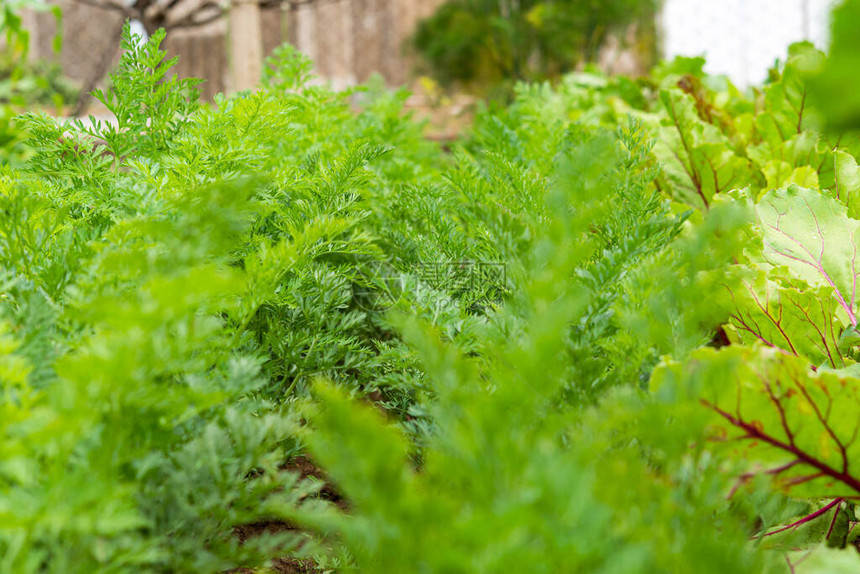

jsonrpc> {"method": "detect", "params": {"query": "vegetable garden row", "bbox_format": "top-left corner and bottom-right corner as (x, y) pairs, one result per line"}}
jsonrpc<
(3, 10), (860, 573)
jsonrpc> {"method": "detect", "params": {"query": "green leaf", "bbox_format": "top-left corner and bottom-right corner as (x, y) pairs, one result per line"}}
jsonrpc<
(725, 267), (849, 369)
(755, 43), (823, 144)
(762, 160), (795, 191)
(754, 185), (860, 327)
(653, 346), (860, 498)
(791, 545), (860, 573)
(785, 166), (820, 189)
(653, 89), (754, 209)
(833, 150), (860, 219)
(748, 131), (834, 193)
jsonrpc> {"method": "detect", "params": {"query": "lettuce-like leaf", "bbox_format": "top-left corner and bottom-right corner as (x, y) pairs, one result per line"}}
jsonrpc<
(755, 43), (823, 147)
(755, 186), (860, 327)
(726, 268), (848, 369)
(654, 346), (860, 498)
(833, 150), (860, 220)
(652, 90), (755, 210)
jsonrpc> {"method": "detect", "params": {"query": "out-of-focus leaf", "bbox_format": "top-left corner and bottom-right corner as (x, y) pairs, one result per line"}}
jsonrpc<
(809, 0), (860, 131)
(654, 346), (860, 498)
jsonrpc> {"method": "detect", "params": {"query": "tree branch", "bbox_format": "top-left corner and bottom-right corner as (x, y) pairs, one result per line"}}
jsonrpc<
(73, 0), (137, 19)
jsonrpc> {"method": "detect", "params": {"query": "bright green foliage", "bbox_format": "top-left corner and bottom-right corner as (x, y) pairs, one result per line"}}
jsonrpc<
(288, 27), (860, 574)
(3, 9), (860, 574)
(529, 12), (860, 562)
(645, 45), (835, 206)
(509, 43), (839, 208)
(88, 28), (201, 159)
(0, 24), (424, 572)
(294, 136), (761, 573)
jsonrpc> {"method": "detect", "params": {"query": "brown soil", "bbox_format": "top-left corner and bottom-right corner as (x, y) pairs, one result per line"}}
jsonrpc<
(402, 93), (476, 143)
(230, 519), (322, 574)
(280, 455), (348, 511)
(228, 455), (347, 573)
(233, 519), (297, 544)
(227, 557), (319, 574)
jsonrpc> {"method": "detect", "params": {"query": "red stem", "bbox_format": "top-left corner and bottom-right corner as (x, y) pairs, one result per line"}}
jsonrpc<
(704, 401), (860, 494)
(755, 498), (843, 539)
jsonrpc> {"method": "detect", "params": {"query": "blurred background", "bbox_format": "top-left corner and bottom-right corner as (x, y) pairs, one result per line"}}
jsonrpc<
(0, 0), (844, 118)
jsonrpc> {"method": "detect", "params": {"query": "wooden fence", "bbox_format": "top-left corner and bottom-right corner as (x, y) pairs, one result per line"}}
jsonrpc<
(23, 0), (446, 101)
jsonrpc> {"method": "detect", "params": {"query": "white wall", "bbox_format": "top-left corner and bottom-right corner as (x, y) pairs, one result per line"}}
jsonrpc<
(662, 0), (839, 87)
